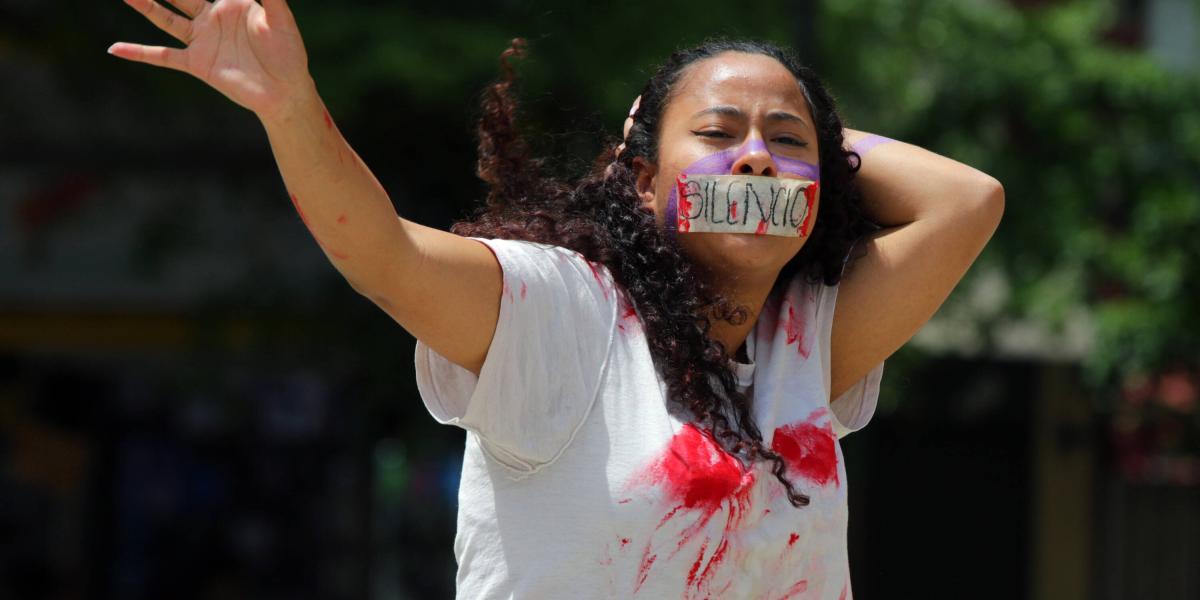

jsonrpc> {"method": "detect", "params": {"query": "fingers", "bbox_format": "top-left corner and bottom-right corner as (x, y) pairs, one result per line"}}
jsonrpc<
(107, 42), (189, 74)
(122, 0), (195, 45)
(622, 95), (641, 141)
(260, 0), (296, 27)
(162, 0), (208, 19)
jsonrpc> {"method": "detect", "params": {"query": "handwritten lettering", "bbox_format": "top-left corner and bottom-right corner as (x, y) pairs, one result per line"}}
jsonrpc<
(676, 175), (816, 237)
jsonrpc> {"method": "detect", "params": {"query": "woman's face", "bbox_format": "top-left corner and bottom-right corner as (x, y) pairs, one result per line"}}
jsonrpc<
(635, 51), (820, 284)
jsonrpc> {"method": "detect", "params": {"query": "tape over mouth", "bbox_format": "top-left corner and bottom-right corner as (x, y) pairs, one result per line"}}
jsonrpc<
(675, 174), (819, 237)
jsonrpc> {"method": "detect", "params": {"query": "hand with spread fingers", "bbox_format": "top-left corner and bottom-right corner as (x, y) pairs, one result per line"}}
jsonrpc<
(109, 0), (314, 122)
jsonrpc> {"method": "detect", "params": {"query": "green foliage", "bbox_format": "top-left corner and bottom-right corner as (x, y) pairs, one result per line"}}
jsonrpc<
(72, 0), (1197, 410)
(818, 0), (1200, 399)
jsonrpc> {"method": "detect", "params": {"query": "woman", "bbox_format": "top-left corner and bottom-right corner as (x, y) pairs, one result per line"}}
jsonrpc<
(109, 1), (1004, 597)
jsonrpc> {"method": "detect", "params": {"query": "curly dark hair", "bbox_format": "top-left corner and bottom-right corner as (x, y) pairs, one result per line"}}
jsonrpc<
(452, 37), (875, 508)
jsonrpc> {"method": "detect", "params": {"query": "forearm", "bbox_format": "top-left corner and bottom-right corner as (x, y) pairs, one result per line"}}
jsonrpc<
(843, 128), (1003, 227)
(259, 80), (415, 292)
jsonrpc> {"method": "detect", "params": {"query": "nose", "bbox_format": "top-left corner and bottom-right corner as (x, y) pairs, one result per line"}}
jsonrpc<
(729, 136), (777, 177)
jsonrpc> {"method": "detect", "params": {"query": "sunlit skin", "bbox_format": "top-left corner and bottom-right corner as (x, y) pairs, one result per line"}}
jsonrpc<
(633, 51), (821, 360)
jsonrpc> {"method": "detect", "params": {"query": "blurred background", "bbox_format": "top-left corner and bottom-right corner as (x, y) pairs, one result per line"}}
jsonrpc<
(2, 0), (1198, 598)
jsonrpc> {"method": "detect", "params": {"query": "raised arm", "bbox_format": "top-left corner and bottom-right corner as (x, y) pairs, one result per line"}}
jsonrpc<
(828, 129), (1004, 399)
(109, 0), (501, 374)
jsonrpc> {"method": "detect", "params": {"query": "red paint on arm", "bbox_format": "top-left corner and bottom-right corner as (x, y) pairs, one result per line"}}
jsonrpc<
(290, 193), (350, 260)
(290, 193), (312, 228)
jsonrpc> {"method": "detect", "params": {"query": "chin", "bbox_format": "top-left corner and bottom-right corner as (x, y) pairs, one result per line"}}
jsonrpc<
(682, 232), (805, 278)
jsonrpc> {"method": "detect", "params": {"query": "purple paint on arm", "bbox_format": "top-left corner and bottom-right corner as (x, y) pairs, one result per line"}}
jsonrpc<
(850, 134), (895, 157)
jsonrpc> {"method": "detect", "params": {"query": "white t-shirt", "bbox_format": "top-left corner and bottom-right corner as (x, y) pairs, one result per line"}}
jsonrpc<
(414, 237), (884, 600)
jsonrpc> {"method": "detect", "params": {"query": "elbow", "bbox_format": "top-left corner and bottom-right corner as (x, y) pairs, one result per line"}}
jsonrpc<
(971, 174), (1005, 228)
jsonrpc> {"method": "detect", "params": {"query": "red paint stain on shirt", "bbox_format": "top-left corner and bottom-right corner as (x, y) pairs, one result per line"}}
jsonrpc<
(730, 200), (738, 220)
(627, 423), (756, 594)
(584, 260), (610, 299)
(685, 537), (709, 588)
(783, 303), (812, 358)
(787, 532), (799, 547)
(776, 578), (810, 599)
(520, 281), (527, 300)
(838, 580), (849, 600)
(756, 219), (769, 235)
(770, 408), (840, 487)
(617, 297), (639, 334)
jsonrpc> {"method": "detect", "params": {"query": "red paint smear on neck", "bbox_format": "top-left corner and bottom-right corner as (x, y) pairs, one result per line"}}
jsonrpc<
(770, 408), (839, 487)
(323, 108), (334, 130)
(336, 213), (347, 225)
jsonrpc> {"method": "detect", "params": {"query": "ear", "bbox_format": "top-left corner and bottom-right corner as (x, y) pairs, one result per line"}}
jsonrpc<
(632, 156), (658, 212)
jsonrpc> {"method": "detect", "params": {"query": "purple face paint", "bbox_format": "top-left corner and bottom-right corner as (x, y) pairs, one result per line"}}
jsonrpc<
(665, 139), (819, 237)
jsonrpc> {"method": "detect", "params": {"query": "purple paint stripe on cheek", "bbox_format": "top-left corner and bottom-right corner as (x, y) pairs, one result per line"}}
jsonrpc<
(774, 155), (820, 181)
(683, 147), (741, 175)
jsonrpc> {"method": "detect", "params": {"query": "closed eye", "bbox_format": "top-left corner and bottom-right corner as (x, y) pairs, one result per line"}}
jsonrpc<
(774, 136), (808, 147)
(696, 129), (806, 146)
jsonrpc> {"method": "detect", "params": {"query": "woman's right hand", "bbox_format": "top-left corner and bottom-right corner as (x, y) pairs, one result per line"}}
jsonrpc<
(109, 0), (315, 122)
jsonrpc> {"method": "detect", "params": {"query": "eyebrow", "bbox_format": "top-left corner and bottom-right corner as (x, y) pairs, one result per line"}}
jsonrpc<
(692, 105), (809, 129)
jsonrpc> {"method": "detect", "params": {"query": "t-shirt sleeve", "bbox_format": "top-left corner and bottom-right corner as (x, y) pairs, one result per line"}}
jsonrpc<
(816, 279), (885, 440)
(412, 237), (617, 476)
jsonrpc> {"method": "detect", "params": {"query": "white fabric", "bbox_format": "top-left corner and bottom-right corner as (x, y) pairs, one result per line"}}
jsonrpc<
(414, 237), (884, 599)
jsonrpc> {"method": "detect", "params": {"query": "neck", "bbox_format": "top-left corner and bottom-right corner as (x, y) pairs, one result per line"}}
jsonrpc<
(704, 270), (778, 362)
